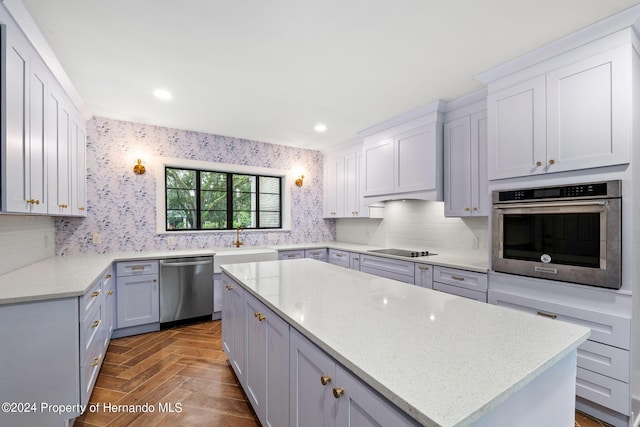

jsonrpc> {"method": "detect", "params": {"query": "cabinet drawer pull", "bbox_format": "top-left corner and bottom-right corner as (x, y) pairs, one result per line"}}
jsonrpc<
(287, 254), (296, 258)
(336, 254), (343, 258)
(91, 356), (100, 367)
(464, 207), (470, 211)
(258, 314), (266, 322)
(107, 290), (114, 296)
(225, 284), (233, 290)
(451, 276), (465, 281)
(353, 257), (359, 261)
(333, 387), (344, 399)
(91, 320), (101, 328)
(320, 375), (332, 386)
(153, 279), (157, 283)
(536, 311), (557, 320)
(131, 266), (146, 271)
(91, 291), (100, 297)
(418, 265), (429, 271)
(78, 207), (86, 211)
(105, 274), (112, 279)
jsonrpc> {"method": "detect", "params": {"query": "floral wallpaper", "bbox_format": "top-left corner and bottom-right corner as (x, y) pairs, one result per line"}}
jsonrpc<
(55, 117), (335, 255)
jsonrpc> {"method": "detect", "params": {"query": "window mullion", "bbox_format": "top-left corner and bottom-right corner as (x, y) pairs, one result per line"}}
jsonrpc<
(227, 173), (233, 230)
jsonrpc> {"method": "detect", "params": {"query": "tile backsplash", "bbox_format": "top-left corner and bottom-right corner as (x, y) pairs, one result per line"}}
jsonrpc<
(55, 117), (335, 255)
(336, 200), (489, 258)
(0, 215), (55, 275)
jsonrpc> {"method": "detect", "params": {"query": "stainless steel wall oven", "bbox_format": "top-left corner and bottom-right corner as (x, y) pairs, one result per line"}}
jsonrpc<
(492, 181), (621, 289)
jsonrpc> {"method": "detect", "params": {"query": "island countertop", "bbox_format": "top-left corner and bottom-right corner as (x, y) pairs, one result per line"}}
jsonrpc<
(222, 258), (590, 427)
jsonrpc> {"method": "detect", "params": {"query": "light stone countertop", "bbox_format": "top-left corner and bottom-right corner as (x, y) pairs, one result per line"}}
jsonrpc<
(0, 241), (488, 305)
(271, 242), (490, 273)
(0, 249), (217, 305)
(222, 259), (589, 427)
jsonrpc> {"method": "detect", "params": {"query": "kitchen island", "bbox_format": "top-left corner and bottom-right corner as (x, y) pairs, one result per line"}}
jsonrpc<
(222, 258), (590, 427)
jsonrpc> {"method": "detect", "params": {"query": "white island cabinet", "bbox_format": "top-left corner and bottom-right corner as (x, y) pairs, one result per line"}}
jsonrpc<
(222, 259), (589, 427)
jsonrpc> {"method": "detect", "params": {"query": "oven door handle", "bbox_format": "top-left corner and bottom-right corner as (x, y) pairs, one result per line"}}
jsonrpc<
(493, 200), (609, 209)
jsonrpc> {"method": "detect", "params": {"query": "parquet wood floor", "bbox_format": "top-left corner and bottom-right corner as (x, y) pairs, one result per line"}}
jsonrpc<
(73, 320), (259, 427)
(74, 319), (611, 427)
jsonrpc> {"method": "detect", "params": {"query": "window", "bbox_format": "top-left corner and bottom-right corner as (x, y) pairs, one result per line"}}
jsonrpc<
(165, 167), (282, 231)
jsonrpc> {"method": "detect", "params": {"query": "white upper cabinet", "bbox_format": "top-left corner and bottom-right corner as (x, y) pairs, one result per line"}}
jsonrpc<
(360, 102), (444, 203)
(323, 141), (368, 218)
(485, 33), (634, 180)
(545, 46), (631, 173)
(3, 21), (48, 214)
(362, 137), (394, 197)
(487, 77), (546, 180)
(444, 92), (488, 217)
(1, 3), (88, 216)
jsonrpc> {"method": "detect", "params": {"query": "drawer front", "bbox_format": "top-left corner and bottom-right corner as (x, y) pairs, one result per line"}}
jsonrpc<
(278, 250), (304, 260)
(80, 335), (104, 406)
(433, 282), (486, 302)
(414, 264), (433, 288)
(328, 249), (351, 268)
(576, 367), (629, 415)
(433, 266), (487, 292)
(360, 255), (414, 276)
(80, 277), (102, 319)
(488, 289), (631, 349)
(117, 260), (159, 276)
(360, 266), (414, 284)
(80, 302), (103, 361)
(305, 248), (328, 260)
(578, 340), (629, 383)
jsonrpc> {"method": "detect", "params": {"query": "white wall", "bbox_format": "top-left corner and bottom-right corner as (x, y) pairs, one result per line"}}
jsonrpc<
(0, 215), (54, 275)
(336, 200), (489, 258)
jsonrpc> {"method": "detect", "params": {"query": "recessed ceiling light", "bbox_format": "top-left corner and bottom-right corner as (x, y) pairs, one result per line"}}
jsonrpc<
(314, 123), (327, 133)
(153, 89), (172, 100)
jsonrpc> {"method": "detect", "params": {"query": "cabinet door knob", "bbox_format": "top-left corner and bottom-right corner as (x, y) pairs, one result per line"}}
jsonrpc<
(320, 375), (332, 386)
(464, 207), (470, 211)
(535, 161), (542, 167)
(91, 291), (100, 297)
(91, 320), (101, 328)
(254, 311), (261, 318)
(225, 284), (233, 290)
(548, 159), (555, 165)
(91, 356), (101, 367)
(108, 290), (114, 296)
(472, 207), (477, 211)
(258, 314), (266, 322)
(333, 387), (344, 399)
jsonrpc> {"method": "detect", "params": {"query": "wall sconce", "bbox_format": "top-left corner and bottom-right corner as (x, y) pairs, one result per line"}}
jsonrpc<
(133, 158), (146, 175)
(295, 175), (304, 187)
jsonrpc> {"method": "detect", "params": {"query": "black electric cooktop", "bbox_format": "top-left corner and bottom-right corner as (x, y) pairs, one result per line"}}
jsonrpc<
(367, 248), (436, 258)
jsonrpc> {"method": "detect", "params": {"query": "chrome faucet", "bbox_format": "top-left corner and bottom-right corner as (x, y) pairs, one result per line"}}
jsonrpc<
(233, 227), (244, 248)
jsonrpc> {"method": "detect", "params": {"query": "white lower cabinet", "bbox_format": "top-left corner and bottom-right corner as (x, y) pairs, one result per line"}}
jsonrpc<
(414, 264), (433, 288)
(289, 328), (418, 427)
(222, 272), (418, 427)
(359, 254), (415, 284)
(328, 249), (351, 268)
(305, 248), (328, 262)
(279, 250), (305, 260)
(488, 287), (631, 418)
(221, 275), (246, 384)
(245, 292), (290, 427)
(432, 266), (487, 302)
(115, 260), (159, 331)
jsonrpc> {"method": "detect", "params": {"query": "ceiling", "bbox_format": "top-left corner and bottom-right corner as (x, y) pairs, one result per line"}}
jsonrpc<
(22, 0), (640, 151)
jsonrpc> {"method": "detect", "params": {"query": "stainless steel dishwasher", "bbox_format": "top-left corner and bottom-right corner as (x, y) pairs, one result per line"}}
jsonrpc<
(159, 256), (213, 325)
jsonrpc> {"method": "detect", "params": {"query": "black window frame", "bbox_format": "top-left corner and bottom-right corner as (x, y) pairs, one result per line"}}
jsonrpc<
(165, 166), (283, 231)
